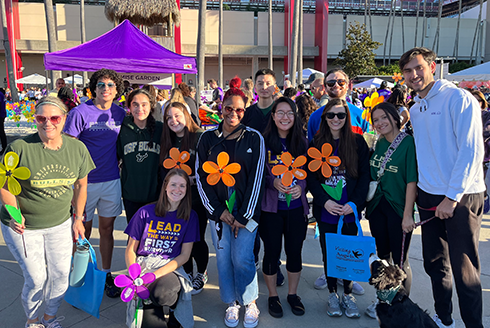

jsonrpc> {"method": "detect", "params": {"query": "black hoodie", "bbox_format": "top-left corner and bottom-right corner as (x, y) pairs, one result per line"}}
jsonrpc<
(117, 115), (163, 203)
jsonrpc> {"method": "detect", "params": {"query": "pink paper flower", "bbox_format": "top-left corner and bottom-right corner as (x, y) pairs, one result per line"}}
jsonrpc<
(114, 263), (156, 302)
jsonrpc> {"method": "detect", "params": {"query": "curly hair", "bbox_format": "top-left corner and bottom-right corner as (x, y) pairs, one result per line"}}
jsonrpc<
(295, 94), (318, 131)
(222, 87), (247, 105)
(89, 68), (124, 100)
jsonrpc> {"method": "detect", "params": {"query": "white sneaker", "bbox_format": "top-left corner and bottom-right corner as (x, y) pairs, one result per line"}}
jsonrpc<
(224, 302), (240, 328)
(338, 279), (365, 295)
(365, 299), (378, 319)
(244, 302), (260, 328)
(41, 316), (65, 328)
(433, 314), (455, 328)
(25, 323), (44, 328)
(314, 273), (328, 290)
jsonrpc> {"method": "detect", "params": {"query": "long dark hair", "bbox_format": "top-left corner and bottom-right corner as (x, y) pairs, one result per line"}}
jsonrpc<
(263, 97), (306, 158)
(127, 89), (157, 148)
(314, 98), (358, 178)
(386, 88), (407, 108)
(154, 168), (192, 221)
(295, 94), (318, 132)
(159, 102), (201, 166)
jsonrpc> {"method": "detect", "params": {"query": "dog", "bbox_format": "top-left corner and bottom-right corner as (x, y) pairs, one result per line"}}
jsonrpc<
(368, 254), (438, 328)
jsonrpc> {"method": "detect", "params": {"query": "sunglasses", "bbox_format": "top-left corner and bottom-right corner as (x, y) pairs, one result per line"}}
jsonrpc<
(325, 112), (347, 120)
(34, 115), (63, 125)
(96, 82), (116, 89)
(224, 106), (245, 114)
(325, 79), (347, 88)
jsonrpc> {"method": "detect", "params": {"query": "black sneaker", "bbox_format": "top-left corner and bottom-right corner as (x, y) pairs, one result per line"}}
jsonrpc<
(287, 294), (305, 316)
(268, 296), (283, 318)
(105, 272), (121, 298)
(276, 266), (285, 287)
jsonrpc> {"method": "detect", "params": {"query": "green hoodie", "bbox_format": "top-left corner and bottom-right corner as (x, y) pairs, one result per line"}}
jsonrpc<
(117, 115), (163, 203)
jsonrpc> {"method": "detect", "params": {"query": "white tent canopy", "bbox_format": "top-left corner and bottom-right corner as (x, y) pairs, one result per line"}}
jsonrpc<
(446, 61), (490, 82)
(64, 74), (84, 85)
(285, 68), (324, 83)
(353, 78), (394, 89)
(16, 73), (51, 85)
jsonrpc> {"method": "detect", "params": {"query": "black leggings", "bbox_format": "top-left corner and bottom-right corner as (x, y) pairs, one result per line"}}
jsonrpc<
(142, 272), (181, 328)
(367, 196), (413, 294)
(123, 198), (148, 224)
(183, 197), (209, 275)
(318, 219), (358, 294)
(259, 206), (307, 275)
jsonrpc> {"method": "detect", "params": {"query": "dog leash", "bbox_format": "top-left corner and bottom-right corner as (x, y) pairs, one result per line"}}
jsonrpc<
(399, 206), (437, 269)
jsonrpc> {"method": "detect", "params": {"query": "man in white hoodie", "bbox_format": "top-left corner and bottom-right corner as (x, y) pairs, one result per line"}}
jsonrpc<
(400, 47), (485, 328)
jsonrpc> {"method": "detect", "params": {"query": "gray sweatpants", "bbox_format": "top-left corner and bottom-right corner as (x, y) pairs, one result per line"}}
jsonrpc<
(1, 219), (72, 320)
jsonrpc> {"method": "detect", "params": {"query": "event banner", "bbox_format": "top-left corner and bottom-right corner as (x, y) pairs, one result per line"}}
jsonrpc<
(119, 73), (172, 86)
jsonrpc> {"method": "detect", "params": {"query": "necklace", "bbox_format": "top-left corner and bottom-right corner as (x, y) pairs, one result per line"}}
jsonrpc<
(43, 141), (62, 151)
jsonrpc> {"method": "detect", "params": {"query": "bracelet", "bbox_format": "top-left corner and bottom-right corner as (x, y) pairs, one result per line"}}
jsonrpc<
(74, 215), (84, 221)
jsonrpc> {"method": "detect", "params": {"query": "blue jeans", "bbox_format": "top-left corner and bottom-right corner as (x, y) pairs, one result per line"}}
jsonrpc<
(210, 221), (258, 306)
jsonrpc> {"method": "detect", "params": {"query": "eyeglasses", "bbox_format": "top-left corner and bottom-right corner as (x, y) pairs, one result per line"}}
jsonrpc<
(224, 106), (245, 114)
(325, 79), (347, 88)
(325, 112), (347, 120)
(34, 115), (63, 125)
(96, 82), (116, 89)
(275, 110), (295, 119)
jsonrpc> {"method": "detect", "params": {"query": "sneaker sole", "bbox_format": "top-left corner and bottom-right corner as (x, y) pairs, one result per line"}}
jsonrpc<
(365, 311), (377, 319)
(224, 319), (239, 328)
(191, 287), (203, 295)
(327, 310), (342, 317)
(314, 283), (328, 290)
(243, 320), (259, 328)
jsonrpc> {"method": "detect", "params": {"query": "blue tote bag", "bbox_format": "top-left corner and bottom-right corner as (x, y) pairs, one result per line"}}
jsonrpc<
(64, 238), (105, 318)
(325, 202), (376, 282)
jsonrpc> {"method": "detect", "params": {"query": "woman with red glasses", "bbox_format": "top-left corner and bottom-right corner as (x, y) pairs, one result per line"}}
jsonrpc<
(159, 101), (209, 295)
(305, 98), (370, 319)
(196, 79), (265, 328)
(0, 96), (95, 328)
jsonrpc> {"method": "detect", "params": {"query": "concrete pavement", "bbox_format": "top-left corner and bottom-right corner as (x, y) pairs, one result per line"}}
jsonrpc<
(1, 211), (489, 328)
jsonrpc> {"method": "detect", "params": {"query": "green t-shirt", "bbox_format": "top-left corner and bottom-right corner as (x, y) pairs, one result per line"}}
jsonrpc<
(259, 103), (273, 116)
(0, 133), (95, 230)
(366, 135), (418, 218)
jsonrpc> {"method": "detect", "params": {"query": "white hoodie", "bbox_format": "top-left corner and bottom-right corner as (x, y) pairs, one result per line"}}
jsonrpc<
(410, 79), (485, 201)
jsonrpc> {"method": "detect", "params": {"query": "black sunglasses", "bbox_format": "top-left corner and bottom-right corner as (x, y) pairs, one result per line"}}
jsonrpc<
(325, 79), (347, 88)
(325, 112), (347, 120)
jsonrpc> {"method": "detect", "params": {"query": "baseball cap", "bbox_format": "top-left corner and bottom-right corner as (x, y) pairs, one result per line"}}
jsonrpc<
(305, 73), (324, 85)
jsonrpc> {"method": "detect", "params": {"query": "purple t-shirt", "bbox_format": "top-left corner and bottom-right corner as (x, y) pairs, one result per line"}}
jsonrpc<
(63, 100), (126, 183)
(124, 204), (200, 258)
(320, 141), (354, 224)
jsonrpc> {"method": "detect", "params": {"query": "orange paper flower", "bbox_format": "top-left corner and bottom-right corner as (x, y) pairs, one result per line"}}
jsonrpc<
(392, 72), (403, 83)
(202, 152), (241, 187)
(308, 144), (341, 178)
(363, 92), (385, 109)
(271, 152), (307, 186)
(163, 147), (192, 175)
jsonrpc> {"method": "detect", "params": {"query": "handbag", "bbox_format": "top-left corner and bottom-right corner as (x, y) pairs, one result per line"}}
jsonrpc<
(366, 132), (408, 202)
(64, 238), (106, 318)
(325, 202), (376, 282)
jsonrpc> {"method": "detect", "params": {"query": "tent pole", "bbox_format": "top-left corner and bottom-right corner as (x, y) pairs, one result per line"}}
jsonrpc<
(72, 71), (75, 89)
(45, 70), (49, 95)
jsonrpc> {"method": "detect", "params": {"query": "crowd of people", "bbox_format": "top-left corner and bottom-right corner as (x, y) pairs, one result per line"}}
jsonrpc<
(0, 46), (486, 328)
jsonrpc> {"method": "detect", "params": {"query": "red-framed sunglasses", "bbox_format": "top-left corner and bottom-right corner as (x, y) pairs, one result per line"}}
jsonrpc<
(34, 115), (63, 125)
(224, 106), (245, 114)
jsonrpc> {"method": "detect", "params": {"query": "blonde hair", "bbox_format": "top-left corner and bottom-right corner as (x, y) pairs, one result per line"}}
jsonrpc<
(35, 96), (68, 115)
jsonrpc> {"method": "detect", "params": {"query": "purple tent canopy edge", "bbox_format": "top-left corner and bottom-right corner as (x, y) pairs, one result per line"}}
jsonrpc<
(44, 20), (197, 74)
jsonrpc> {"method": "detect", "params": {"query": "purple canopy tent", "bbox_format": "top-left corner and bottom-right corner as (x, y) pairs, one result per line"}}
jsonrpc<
(43, 19), (196, 74)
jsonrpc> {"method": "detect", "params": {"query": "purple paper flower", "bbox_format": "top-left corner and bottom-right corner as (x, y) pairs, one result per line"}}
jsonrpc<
(114, 263), (156, 302)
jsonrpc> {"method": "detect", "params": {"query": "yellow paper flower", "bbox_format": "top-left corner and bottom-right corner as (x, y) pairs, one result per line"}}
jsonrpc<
(0, 152), (31, 195)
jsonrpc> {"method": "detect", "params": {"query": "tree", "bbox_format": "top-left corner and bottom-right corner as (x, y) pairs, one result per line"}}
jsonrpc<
(378, 62), (401, 75)
(335, 22), (381, 78)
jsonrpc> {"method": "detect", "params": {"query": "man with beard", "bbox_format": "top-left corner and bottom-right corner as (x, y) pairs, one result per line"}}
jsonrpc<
(400, 47), (484, 328)
(307, 69), (368, 142)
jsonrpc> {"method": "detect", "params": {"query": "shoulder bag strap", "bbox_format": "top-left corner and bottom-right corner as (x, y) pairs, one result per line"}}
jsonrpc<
(376, 132), (408, 181)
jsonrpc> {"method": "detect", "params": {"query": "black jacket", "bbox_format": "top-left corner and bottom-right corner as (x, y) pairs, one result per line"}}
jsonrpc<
(306, 133), (370, 219)
(196, 123), (265, 226)
(242, 103), (272, 134)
